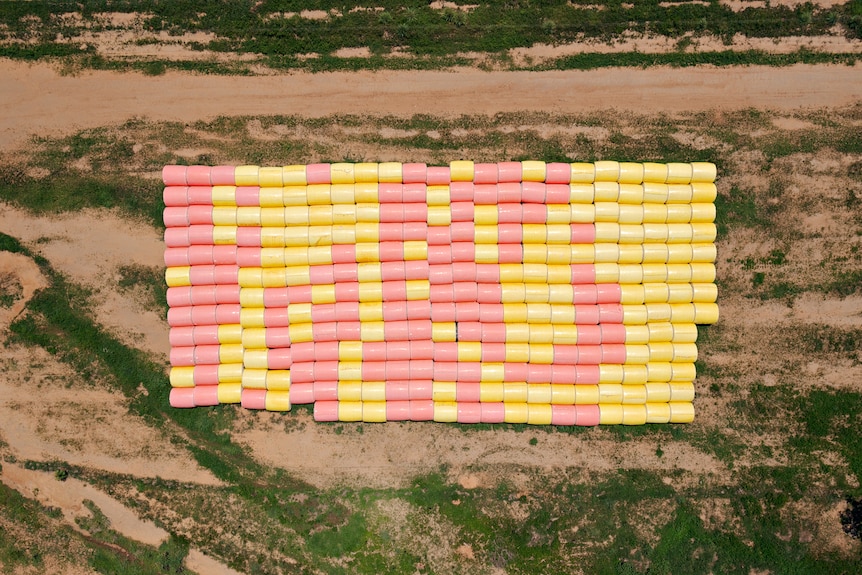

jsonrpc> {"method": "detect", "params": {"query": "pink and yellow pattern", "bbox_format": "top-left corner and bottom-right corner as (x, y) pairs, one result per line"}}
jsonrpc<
(163, 161), (718, 425)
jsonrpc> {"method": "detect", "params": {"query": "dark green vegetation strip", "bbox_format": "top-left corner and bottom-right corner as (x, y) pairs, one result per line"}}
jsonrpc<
(2, 105), (862, 572)
(1, 1), (861, 72)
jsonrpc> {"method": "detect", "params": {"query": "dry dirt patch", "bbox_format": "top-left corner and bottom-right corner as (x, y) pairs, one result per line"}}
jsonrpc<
(3, 61), (862, 149)
(0, 203), (169, 359)
(233, 412), (724, 490)
(0, 205), (218, 486)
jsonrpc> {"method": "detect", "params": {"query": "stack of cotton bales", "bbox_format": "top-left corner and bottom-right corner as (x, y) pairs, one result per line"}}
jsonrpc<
(163, 161), (718, 425)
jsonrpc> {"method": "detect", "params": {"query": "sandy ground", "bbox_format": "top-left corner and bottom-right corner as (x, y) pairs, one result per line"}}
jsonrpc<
(2, 60), (862, 149)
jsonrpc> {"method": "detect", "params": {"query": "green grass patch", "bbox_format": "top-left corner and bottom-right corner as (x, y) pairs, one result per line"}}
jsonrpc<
(715, 185), (771, 239)
(1, 1), (860, 73)
(306, 512), (368, 558)
(77, 499), (191, 575)
(0, 171), (164, 230)
(117, 264), (168, 315)
(0, 231), (26, 254)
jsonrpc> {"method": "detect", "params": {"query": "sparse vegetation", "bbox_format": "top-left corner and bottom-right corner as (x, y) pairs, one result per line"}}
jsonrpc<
(0, 1), (860, 73)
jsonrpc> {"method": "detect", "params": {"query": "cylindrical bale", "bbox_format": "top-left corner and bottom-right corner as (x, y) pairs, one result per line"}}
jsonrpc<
(433, 381), (457, 402)
(265, 390), (291, 412)
(642, 163), (668, 184)
(241, 369), (268, 390)
(163, 165), (193, 187)
(550, 405), (576, 425)
(330, 163), (355, 185)
(593, 182), (620, 202)
(363, 401), (388, 423)
(193, 385), (220, 407)
(217, 382), (242, 404)
(618, 162), (644, 184)
(598, 404), (624, 425)
(378, 162), (403, 183)
(410, 380), (433, 400)
(622, 305), (648, 325)
(314, 401), (339, 422)
(457, 402), (482, 423)
(257, 166), (283, 187)
(241, 389), (267, 410)
(338, 401), (363, 422)
(402, 163), (427, 184)
(169, 347), (195, 367)
(594, 161), (620, 182)
(668, 381), (695, 401)
(668, 402), (695, 423)
(598, 383), (623, 404)
(338, 381), (362, 402)
(169, 387), (195, 408)
(386, 400), (411, 421)
(545, 163), (571, 184)
(624, 345), (650, 366)
(671, 323), (700, 345)
(621, 385), (647, 405)
(621, 404), (648, 425)
(691, 203), (716, 223)
(665, 163), (693, 184)
(479, 382), (505, 403)
(694, 302), (720, 324)
(315, 380), (338, 401)
(575, 404), (601, 426)
(186, 166), (212, 187)
(163, 186), (191, 207)
(692, 283), (719, 303)
(206, 165), (233, 186)
(497, 161), (522, 183)
(666, 184), (693, 204)
(691, 182), (717, 202)
(172, 366), (207, 387)
(504, 403), (529, 424)
(480, 402), (505, 423)
(503, 382), (529, 403)
(526, 403), (553, 425)
(521, 161), (545, 182)
(570, 163), (595, 183)
(433, 401), (458, 422)
(665, 204), (693, 223)
(622, 364), (648, 385)
(473, 163), (498, 184)
(289, 383), (314, 404)
(219, 364), (243, 384)
(672, 362), (697, 388)
(352, 163), (378, 183)
(691, 223), (717, 243)
(410, 399), (435, 421)
(645, 402), (672, 423)
(599, 363), (625, 385)
(690, 162), (716, 183)
(305, 163), (331, 185)
(550, 384), (576, 405)
(644, 382), (671, 403)
(234, 165), (259, 186)
(266, 369), (290, 391)
(362, 381), (388, 402)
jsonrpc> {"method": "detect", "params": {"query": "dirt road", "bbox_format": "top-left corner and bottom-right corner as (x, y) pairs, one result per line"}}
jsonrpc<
(2, 60), (860, 149)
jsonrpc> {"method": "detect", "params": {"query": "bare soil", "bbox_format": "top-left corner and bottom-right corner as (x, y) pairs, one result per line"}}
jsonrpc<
(2, 60), (862, 149)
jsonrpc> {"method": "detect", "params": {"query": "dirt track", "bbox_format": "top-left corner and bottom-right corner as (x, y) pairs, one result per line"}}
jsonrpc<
(2, 61), (862, 148)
